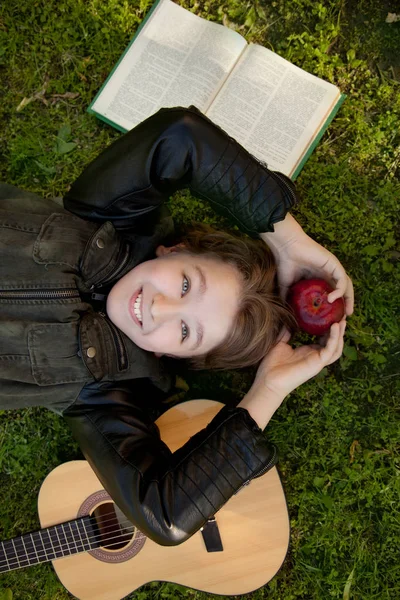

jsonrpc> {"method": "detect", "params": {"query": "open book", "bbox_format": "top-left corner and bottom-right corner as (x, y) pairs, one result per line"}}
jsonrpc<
(88, 0), (344, 179)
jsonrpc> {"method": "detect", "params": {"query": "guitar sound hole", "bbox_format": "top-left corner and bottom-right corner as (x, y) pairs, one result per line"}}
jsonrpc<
(78, 489), (146, 563)
(92, 502), (133, 550)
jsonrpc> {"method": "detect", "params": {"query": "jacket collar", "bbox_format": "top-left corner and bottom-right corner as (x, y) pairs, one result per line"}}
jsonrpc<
(80, 213), (175, 291)
(79, 311), (172, 393)
(78, 215), (175, 392)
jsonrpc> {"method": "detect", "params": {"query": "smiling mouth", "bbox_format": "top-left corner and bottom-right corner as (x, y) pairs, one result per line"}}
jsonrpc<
(130, 289), (143, 327)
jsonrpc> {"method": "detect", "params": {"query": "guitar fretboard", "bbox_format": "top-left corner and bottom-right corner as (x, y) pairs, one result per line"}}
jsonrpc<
(0, 516), (99, 573)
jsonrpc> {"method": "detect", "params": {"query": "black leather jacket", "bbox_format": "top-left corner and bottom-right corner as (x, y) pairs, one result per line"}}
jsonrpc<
(62, 105), (298, 546)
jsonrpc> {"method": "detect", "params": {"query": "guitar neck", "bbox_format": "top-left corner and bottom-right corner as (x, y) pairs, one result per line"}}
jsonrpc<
(0, 516), (98, 573)
(0, 402), (290, 598)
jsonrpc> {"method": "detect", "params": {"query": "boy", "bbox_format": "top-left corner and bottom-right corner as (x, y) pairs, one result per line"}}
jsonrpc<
(0, 106), (351, 545)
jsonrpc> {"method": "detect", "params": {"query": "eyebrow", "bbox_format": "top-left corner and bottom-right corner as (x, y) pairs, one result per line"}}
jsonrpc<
(195, 265), (207, 296)
(189, 265), (207, 351)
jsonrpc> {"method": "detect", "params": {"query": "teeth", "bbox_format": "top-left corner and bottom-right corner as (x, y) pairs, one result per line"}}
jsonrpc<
(133, 292), (142, 323)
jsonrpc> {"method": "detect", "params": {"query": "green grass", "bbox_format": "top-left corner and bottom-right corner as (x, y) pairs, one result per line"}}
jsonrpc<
(0, 0), (399, 599)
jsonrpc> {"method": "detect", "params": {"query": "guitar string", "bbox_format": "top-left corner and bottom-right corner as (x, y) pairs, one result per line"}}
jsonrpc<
(0, 526), (147, 570)
(0, 514), (157, 570)
(2, 501), (167, 540)
(1, 506), (142, 550)
(0, 518), (146, 557)
(1, 490), (225, 569)
(0, 506), (150, 553)
(2, 476), (233, 569)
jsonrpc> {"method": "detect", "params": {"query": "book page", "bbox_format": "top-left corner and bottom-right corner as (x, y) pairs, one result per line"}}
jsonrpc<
(207, 44), (340, 176)
(91, 0), (247, 131)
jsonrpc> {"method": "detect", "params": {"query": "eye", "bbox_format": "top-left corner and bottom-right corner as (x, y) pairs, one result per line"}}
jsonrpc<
(181, 275), (190, 296)
(181, 321), (189, 342)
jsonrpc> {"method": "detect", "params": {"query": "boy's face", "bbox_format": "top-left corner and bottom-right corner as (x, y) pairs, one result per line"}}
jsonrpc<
(106, 247), (241, 358)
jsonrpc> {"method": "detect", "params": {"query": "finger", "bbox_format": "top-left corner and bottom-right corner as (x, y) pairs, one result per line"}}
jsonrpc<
(277, 266), (299, 301)
(318, 315), (346, 347)
(328, 274), (354, 317)
(327, 319), (346, 364)
(326, 264), (347, 302)
(344, 276), (354, 316)
(334, 322), (346, 361)
(318, 331), (330, 347)
(332, 320), (347, 362)
(319, 322), (343, 364)
(278, 327), (291, 343)
(279, 284), (289, 301)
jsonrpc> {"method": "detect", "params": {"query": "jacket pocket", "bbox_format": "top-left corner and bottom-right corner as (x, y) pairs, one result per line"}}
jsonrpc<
(28, 323), (92, 386)
(33, 213), (97, 271)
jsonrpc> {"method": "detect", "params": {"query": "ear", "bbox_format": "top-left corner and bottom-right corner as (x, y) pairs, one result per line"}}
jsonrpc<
(155, 243), (185, 257)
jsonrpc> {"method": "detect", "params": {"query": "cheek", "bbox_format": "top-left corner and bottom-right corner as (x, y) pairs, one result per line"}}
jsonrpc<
(134, 260), (178, 295)
(106, 284), (124, 325)
(108, 270), (137, 306)
(142, 323), (178, 351)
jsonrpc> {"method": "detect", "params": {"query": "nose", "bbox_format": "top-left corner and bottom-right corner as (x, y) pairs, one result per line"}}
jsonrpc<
(151, 293), (181, 323)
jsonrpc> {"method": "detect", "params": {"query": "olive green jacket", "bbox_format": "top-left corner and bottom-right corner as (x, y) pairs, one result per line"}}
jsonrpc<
(0, 183), (172, 413)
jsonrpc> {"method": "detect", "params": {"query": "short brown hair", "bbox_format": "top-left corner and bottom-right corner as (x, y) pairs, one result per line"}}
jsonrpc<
(175, 224), (296, 370)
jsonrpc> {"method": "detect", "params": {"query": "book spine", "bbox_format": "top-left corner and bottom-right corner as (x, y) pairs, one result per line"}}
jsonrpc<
(291, 93), (346, 180)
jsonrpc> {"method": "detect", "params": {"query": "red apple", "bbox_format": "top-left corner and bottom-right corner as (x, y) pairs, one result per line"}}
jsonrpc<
(287, 278), (345, 336)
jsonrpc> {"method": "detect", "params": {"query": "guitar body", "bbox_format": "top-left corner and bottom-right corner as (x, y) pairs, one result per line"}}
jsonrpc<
(38, 400), (290, 599)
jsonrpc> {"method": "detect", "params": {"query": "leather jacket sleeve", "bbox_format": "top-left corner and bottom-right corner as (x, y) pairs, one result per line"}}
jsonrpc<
(64, 105), (298, 237)
(63, 381), (277, 546)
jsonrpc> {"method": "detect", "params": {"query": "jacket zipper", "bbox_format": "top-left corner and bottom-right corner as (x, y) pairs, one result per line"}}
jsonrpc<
(235, 444), (278, 494)
(93, 243), (130, 289)
(0, 288), (80, 300)
(269, 171), (297, 206)
(99, 312), (127, 371)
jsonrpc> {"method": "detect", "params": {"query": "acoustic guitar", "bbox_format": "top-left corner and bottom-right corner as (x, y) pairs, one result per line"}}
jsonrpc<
(0, 400), (290, 599)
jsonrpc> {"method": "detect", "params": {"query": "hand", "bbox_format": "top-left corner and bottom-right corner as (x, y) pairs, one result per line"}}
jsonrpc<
(261, 214), (354, 316)
(254, 320), (347, 400)
(238, 319), (346, 429)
